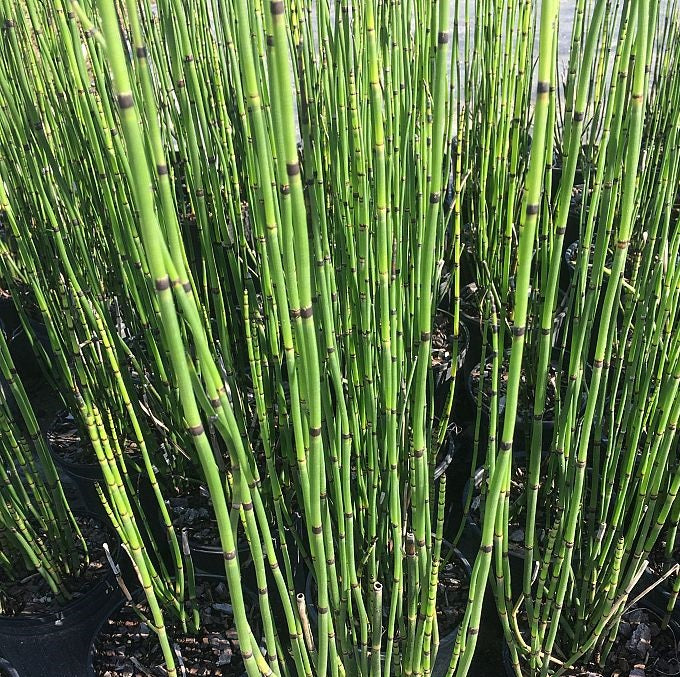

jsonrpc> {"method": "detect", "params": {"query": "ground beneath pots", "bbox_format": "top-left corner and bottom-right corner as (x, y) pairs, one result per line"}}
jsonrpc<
(92, 579), (250, 676)
(0, 514), (110, 615)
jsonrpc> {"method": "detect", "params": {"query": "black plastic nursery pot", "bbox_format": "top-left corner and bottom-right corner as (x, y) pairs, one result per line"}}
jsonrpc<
(460, 282), (484, 330)
(171, 514), (308, 599)
(185, 539), (255, 581)
(635, 565), (680, 624)
(48, 412), (107, 518)
(433, 320), (471, 423)
(432, 317), (470, 381)
(161, 490), (259, 582)
(434, 433), (457, 483)
(0, 516), (122, 677)
(7, 315), (53, 381)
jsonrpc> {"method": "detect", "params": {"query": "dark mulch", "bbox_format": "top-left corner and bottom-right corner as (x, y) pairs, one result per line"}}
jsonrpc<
(470, 359), (564, 421)
(437, 553), (470, 636)
(92, 579), (249, 677)
(508, 608), (679, 676)
(566, 607), (680, 676)
(648, 539), (680, 579)
(646, 539), (680, 597)
(168, 487), (219, 548)
(461, 283), (484, 323)
(47, 410), (94, 465)
(0, 514), (109, 616)
(432, 311), (456, 369)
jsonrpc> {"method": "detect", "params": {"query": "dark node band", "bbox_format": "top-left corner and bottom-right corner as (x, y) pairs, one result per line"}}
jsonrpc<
(188, 423), (205, 436)
(117, 93), (134, 109)
(136, 46), (148, 58)
(155, 276), (171, 291)
(437, 31), (449, 44)
(537, 80), (550, 94)
(512, 325), (526, 337)
(429, 192), (441, 204)
(526, 203), (539, 215)
(310, 426), (322, 437)
(156, 163), (169, 176)
(271, 0), (285, 15)
(267, 35), (275, 47)
(500, 441), (513, 451)
(224, 550), (237, 561)
(300, 305), (313, 318)
(286, 161), (301, 176)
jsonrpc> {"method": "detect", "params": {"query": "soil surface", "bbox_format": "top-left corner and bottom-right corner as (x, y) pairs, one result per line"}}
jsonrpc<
(168, 488), (220, 548)
(646, 538), (680, 596)
(432, 311), (462, 374)
(647, 538), (680, 578)
(437, 553), (470, 636)
(92, 579), (249, 677)
(461, 283), (484, 323)
(48, 410), (95, 466)
(470, 359), (563, 421)
(563, 607), (680, 676)
(0, 514), (110, 616)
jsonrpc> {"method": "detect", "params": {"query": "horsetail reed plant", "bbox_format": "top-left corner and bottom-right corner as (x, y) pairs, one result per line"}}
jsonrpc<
(0, 324), (88, 610)
(0, 0), (477, 673)
(5, 0), (680, 675)
(459, 1), (680, 675)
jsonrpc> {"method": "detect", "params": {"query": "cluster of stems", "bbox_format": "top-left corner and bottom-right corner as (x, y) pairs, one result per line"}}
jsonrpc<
(1, 0), (680, 676)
